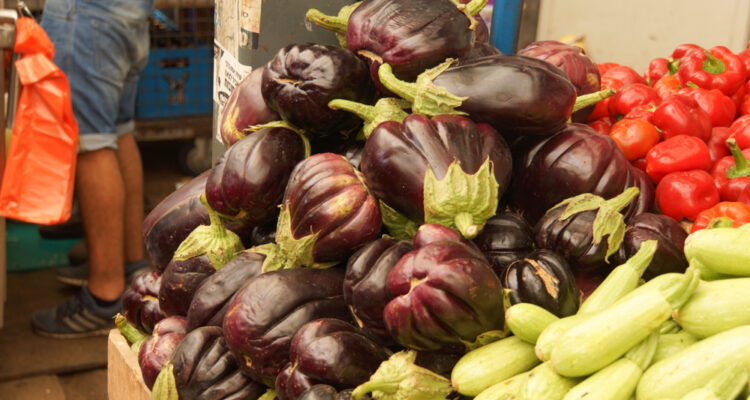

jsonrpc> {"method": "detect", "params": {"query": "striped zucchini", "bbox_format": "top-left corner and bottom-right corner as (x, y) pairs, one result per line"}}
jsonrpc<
(520, 362), (578, 400)
(678, 363), (748, 400)
(506, 303), (559, 345)
(683, 224), (750, 277)
(473, 371), (530, 400)
(653, 330), (697, 364)
(636, 325), (750, 400)
(451, 336), (540, 396)
(674, 278), (750, 338)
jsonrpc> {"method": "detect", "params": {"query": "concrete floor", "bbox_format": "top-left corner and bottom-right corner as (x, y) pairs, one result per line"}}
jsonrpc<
(0, 140), (197, 399)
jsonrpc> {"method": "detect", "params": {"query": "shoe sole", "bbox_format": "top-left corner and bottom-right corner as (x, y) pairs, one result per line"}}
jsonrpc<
(56, 267), (152, 288)
(32, 326), (112, 339)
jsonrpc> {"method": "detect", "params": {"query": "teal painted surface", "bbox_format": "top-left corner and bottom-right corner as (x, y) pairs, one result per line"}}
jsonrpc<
(6, 221), (81, 272)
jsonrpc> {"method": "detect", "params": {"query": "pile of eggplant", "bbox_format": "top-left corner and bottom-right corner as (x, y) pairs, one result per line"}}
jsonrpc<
(117, 1), (694, 399)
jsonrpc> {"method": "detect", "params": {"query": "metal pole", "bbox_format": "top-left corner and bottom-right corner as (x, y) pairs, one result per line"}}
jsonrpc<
(490, 0), (524, 54)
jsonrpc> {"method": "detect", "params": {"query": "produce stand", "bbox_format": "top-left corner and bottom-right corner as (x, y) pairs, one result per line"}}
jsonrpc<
(108, 329), (151, 400)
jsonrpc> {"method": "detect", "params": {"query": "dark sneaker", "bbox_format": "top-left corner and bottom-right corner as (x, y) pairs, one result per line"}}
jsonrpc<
(56, 259), (152, 287)
(31, 286), (121, 339)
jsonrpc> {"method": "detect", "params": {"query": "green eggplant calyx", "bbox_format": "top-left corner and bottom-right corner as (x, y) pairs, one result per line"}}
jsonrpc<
(378, 60), (468, 117)
(380, 200), (419, 240)
(572, 88), (616, 113)
(726, 138), (750, 179)
(151, 362), (179, 400)
(351, 351), (452, 400)
(305, 6), (349, 36)
(424, 158), (499, 239)
(708, 216), (735, 229)
(244, 120), (311, 158)
(624, 331), (659, 371)
(452, 0), (488, 31)
(258, 389), (278, 400)
(623, 239), (658, 278)
(115, 313), (148, 345)
(665, 266), (701, 310)
(173, 194), (243, 270)
(259, 204), (318, 271)
(463, 329), (509, 351)
(131, 338), (146, 355)
(703, 51), (726, 75)
(329, 97), (411, 140)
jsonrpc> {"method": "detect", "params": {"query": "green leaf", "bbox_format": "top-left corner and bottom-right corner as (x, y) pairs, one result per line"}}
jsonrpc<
(329, 97), (411, 140)
(151, 362), (178, 400)
(379, 200), (419, 240)
(378, 60), (468, 117)
(423, 158), (499, 239)
(352, 351), (452, 400)
(253, 204), (320, 271)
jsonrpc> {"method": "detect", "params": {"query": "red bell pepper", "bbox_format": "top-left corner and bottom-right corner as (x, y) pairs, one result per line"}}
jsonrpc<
(677, 46), (747, 97)
(690, 201), (750, 232)
(710, 138), (750, 201)
(608, 118), (660, 161)
(670, 43), (704, 59)
(645, 134), (712, 183)
(587, 117), (612, 136)
(728, 114), (750, 149)
(653, 75), (682, 100)
(645, 57), (678, 85)
(652, 94), (712, 142)
(679, 87), (736, 128)
(623, 103), (656, 124)
(706, 126), (732, 163)
(656, 170), (720, 221)
(738, 49), (750, 74)
(732, 81), (748, 115)
(602, 65), (647, 87)
(738, 186), (750, 207)
(597, 62), (620, 76)
(608, 83), (661, 120)
(587, 75), (625, 121)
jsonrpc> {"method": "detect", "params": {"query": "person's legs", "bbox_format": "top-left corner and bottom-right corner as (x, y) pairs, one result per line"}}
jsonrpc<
(116, 132), (145, 266)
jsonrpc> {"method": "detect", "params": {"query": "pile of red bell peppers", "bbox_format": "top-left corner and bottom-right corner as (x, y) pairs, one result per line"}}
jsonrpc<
(586, 43), (750, 233)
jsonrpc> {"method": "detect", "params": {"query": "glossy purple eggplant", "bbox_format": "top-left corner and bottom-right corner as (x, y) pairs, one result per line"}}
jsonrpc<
(206, 126), (307, 227)
(218, 66), (280, 147)
(343, 238), (413, 344)
(186, 250), (265, 331)
(617, 213), (689, 279)
(460, 42), (501, 62)
(384, 240), (504, 351)
(509, 123), (653, 225)
(275, 319), (388, 400)
(139, 316), (188, 389)
(222, 268), (351, 386)
(472, 211), (535, 278)
(159, 256), (217, 317)
(504, 249), (580, 317)
(518, 40), (601, 122)
(122, 271), (164, 333)
(298, 385), (371, 400)
(261, 43), (374, 138)
(360, 114), (512, 239)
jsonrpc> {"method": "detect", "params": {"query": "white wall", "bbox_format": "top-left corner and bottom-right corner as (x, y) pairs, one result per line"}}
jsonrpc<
(536, 0), (750, 72)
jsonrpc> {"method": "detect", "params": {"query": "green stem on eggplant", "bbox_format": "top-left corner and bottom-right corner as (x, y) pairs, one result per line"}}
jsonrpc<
(604, 186), (640, 213)
(329, 97), (411, 139)
(151, 362), (179, 400)
(379, 200), (419, 240)
(463, 0), (488, 16)
(115, 313), (148, 345)
(305, 8), (348, 35)
(378, 60), (468, 117)
(351, 351), (452, 400)
(454, 212), (479, 239)
(726, 138), (750, 179)
(202, 194), (227, 240)
(572, 88), (616, 113)
(245, 120), (311, 158)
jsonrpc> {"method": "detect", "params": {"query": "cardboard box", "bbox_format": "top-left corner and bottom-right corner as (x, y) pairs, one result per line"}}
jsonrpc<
(108, 329), (151, 400)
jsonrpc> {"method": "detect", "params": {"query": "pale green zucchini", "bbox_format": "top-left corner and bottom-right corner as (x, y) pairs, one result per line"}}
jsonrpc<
(674, 278), (750, 338)
(520, 362), (578, 400)
(652, 330), (697, 363)
(473, 371), (530, 400)
(683, 225), (750, 277)
(534, 314), (584, 362)
(678, 363), (747, 400)
(505, 303), (559, 345)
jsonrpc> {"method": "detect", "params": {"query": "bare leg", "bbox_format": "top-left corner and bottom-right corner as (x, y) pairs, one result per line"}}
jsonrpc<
(76, 148), (125, 301)
(116, 132), (144, 264)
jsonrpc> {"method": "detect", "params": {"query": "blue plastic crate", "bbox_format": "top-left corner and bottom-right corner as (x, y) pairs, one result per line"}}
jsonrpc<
(136, 46), (213, 119)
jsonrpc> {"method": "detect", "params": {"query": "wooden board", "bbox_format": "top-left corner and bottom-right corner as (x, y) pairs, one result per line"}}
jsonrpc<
(107, 329), (151, 400)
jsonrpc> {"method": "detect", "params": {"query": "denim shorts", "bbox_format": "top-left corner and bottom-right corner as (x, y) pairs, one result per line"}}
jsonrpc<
(40, 0), (154, 152)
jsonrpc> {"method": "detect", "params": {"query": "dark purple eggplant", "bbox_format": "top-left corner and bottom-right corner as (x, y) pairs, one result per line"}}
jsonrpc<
(160, 256), (217, 317)
(534, 187), (639, 273)
(139, 316), (188, 390)
(275, 319), (388, 400)
(518, 40), (601, 122)
(617, 213), (689, 279)
(261, 43), (374, 138)
(186, 250), (265, 331)
(219, 66), (280, 147)
(155, 326), (267, 400)
(472, 211), (535, 278)
(413, 350), (464, 378)
(504, 249), (580, 317)
(460, 42), (502, 62)
(384, 240), (504, 351)
(623, 167), (656, 222)
(122, 271), (165, 333)
(344, 238), (413, 344)
(509, 123), (653, 225)
(360, 114), (512, 239)
(222, 268), (351, 386)
(299, 385), (371, 400)
(206, 126), (308, 227)
(250, 219), (277, 247)
(255, 153), (382, 271)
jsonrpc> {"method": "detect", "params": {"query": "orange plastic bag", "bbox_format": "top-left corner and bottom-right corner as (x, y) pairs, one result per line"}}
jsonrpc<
(0, 17), (78, 225)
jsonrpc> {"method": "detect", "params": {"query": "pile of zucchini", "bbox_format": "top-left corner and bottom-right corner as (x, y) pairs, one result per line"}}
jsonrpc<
(451, 224), (750, 400)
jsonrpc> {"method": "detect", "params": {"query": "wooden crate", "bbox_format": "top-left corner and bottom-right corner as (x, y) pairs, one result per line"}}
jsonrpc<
(108, 329), (151, 400)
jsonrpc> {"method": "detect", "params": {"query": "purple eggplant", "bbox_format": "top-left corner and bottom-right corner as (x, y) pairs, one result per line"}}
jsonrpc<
(261, 43), (374, 138)
(206, 126), (308, 227)
(222, 268), (351, 386)
(344, 238), (413, 344)
(255, 153), (382, 271)
(218, 66), (280, 147)
(275, 319), (389, 400)
(139, 316), (188, 390)
(617, 213), (689, 279)
(504, 250), (580, 317)
(518, 40), (601, 122)
(299, 385), (371, 400)
(250, 219), (277, 247)
(160, 256), (217, 317)
(509, 123), (654, 225)
(384, 239), (504, 351)
(472, 211), (535, 278)
(360, 114), (512, 239)
(461, 42), (502, 62)
(186, 250), (265, 331)
(122, 271), (165, 333)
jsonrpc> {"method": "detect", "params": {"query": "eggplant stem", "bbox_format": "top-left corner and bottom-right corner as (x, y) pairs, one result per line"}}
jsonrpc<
(201, 193), (227, 239)
(572, 88), (616, 113)
(352, 380), (400, 400)
(305, 8), (347, 35)
(726, 138), (750, 178)
(114, 313), (148, 345)
(378, 63), (418, 102)
(463, 0), (488, 16)
(454, 212), (479, 239)
(604, 187), (640, 213)
(329, 99), (376, 121)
